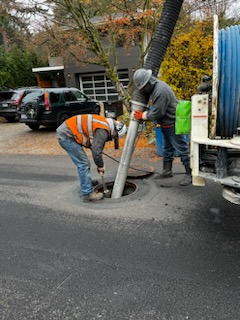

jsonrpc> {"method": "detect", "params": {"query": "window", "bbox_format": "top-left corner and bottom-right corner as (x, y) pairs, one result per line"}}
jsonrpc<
(72, 90), (86, 101)
(64, 91), (76, 102)
(21, 91), (44, 103)
(11, 92), (22, 101)
(49, 92), (60, 103)
(79, 70), (129, 101)
(0, 92), (15, 101)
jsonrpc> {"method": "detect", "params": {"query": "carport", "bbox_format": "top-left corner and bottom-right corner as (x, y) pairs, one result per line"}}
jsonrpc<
(32, 66), (65, 88)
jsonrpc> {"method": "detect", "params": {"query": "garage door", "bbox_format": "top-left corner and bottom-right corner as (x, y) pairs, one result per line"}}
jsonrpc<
(79, 70), (129, 102)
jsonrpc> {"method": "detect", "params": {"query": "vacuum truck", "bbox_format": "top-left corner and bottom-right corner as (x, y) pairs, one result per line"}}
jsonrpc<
(190, 17), (240, 205)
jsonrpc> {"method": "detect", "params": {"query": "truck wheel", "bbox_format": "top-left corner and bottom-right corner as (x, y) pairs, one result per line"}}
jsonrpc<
(222, 186), (240, 205)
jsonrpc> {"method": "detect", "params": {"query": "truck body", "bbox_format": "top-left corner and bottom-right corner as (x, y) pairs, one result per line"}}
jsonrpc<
(190, 17), (240, 205)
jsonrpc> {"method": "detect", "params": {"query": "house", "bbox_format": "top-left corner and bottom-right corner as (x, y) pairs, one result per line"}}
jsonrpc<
(32, 46), (139, 103)
(66, 46), (139, 102)
(32, 11), (143, 103)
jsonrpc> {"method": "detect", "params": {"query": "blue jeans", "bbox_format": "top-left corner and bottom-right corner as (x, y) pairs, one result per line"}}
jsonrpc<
(58, 137), (93, 197)
(161, 125), (189, 166)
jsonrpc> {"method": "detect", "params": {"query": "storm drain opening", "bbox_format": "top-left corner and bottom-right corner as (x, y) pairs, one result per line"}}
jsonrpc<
(94, 181), (137, 198)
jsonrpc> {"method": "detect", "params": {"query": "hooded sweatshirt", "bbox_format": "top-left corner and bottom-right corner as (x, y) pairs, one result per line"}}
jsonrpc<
(144, 76), (178, 125)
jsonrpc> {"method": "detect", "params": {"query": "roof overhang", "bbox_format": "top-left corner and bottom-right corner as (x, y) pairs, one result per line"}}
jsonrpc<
(32, 66), (64, 73)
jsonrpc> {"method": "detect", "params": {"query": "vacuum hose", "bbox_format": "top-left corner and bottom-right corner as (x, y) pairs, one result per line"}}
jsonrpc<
(112, 0), (184, 198)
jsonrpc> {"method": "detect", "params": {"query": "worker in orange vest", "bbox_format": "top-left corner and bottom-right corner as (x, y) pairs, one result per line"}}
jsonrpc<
(57, 114), (127, 202)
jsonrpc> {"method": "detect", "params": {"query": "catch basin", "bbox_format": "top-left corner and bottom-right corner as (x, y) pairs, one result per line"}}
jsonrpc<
(94, 181), (137, 198)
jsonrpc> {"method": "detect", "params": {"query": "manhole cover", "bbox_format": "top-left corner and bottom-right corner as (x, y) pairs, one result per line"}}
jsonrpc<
(127, 163), (155, 178)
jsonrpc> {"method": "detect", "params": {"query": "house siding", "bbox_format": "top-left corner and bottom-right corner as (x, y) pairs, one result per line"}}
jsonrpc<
(64, 46), (140, 91)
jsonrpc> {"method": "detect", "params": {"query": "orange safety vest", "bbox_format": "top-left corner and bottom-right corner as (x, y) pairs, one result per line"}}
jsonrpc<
(65, 114), (111, 147)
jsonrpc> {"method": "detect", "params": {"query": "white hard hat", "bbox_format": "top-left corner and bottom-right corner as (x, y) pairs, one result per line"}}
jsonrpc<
(133, 68), (152, 90)
(106, 118), (115, 136)
(115, 121), (127, 137)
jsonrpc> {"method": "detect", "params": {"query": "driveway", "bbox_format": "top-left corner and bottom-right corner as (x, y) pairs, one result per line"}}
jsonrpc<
(0, 119), (157, 159)
(0, 120), (65, 155)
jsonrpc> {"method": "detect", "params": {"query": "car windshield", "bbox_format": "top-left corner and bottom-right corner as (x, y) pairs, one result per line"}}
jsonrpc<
(0, 92), (15, 101)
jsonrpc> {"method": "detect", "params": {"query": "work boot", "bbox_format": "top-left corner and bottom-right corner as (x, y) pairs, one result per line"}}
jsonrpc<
(180, 164), (192, 186)
(154, 161), (173, 179)
(82, 191), (104, 202)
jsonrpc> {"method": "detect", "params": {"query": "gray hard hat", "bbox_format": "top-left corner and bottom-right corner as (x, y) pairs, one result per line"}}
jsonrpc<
(133, 68), (152, 90)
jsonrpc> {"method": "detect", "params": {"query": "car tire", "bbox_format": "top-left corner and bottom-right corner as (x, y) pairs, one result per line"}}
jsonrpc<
(5, 116), (17, 122)
(93, 106), (100, 115)
(28, 124), (40, 130)
(57, 113), (70, 127)
(25, 101), (41, 120)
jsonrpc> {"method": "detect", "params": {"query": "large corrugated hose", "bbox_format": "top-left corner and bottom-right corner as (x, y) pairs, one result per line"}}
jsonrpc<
(217, 24), (240, 138)
(111, 0), (184, 198)
(133, 0), (184, 105)
(144, 2), (184, 74)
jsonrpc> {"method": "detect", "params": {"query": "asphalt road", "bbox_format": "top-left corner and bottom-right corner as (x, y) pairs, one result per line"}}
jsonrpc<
(0, 153), (240, 320)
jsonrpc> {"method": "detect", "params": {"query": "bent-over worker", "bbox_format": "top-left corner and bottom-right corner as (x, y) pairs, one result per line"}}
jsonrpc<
(56, 114), (126, 202)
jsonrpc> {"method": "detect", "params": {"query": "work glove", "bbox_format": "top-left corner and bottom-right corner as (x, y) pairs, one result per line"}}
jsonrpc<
(97, 166), (105, 175)
(133, 111), (143, 120)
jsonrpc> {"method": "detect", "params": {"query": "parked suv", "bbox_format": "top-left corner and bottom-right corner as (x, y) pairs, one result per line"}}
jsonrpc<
(18, 87), (101, 130)
(0, 88), (40, 122)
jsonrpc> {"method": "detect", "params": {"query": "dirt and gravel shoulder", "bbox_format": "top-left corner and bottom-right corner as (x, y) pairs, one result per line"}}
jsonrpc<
(0, 118), (161, 162)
